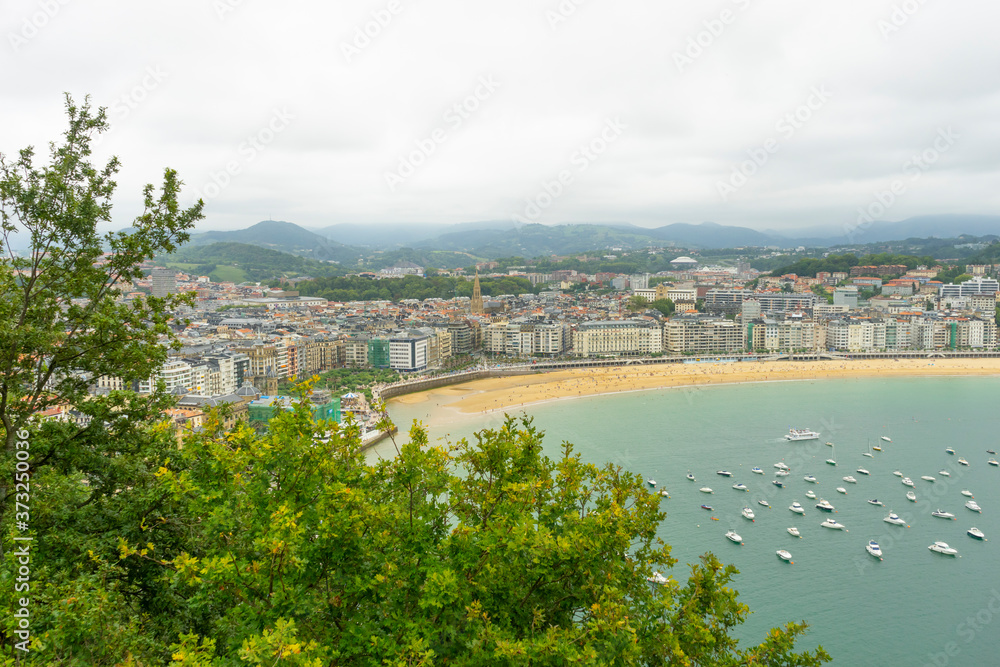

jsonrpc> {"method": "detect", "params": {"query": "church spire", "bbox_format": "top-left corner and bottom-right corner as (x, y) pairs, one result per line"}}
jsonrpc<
(471, 269), (484, 315)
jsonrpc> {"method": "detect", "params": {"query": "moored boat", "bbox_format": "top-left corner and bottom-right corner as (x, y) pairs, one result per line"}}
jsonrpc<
(732, 483), (748, 491)
(921, 476), (936, 482)
(867, 499), (883, 506)
(789, 501), (805, 514)
(968, 527), (986, 540)
(989, 459), (999, 467)
(892, 470), (903, 477)
(717, 470), (733, 477)
(902, 477), (915, 487)
(785, 429), (820, 441)
(945, 447), (955, 455)
(776, 549), (793, 562)
(843, 475), (857, 483)
(803, 475), (817, 483)
(659, 489), (670, 497)
(965, 501), (982, 513)
(939, 470), (951, 477)
(866, 540), (883, 560)
(686, 473), (696, 481)
(836, 487), (847, 494)
(757, 499), (771, 508)
(700, 487), (714, 494)
(772, 480), (784, 488)
(906, 491), (917, 502)
(931, 509), (956, 520)
(805, 490), (817, 499)
(961, 490), (974, 498)
(884, 512), (908, 526)
(820, 518), (847, 530)
(647, 571), (669, 584)
(787, 527), (801, 538)
(815, 499), (835, 512)
(958, 458), (970, 466)
(700, 504), (713, 510)
(928, 541), (958, 556)
(648, 479), (656, 487)
(750, 467), (763, 475)
(726, 530), (743, 544)
(857, 468), (870, 475)
(742, 506), (755, 521)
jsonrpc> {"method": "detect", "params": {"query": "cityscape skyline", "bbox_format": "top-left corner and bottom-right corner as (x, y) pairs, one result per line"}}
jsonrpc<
(5, 1), (999, 235)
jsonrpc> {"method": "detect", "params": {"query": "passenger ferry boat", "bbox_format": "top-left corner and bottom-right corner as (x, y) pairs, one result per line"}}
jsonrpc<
(785, 428), (820, 441)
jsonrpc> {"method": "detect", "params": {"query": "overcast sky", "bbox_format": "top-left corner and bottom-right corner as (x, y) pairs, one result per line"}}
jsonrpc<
(4, 0), (998, 234)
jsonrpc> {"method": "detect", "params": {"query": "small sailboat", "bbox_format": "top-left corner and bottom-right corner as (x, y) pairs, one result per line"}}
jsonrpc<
(826, 442), (837, 466)
(881, 436), (892, 443)
(686, 472), (696, 481)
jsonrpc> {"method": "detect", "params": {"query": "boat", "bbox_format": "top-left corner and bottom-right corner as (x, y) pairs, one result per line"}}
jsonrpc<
(958, 458), (970, 466)
(815, 499), (835, 512)
(775, 470), (790, 477)
(820, 518), (847, 530)
(989, 459), (999, 467)
(866, 540), (883, 560)
(700, 487), (714, 494)
(717, 470), (733, 477)
(881, 436), (892, 443)
(789, 502), (805, 514)
(928, 541), (958, 556)
(826, 458), (837, 466)
(921, 476), (936, 482)
(902, 477), (915, 487)
(686, 473), (696, 481)
(825, 441), (834, 447)
(988, 449), (997, 455)
(872, 445), (882, 452)
(805, 490), (817, 499)
(945, 447), (956, 455)
(965, 501), (982, 513)
(647, 571), (669, 585)
(659, 489), (670, 497)
(750, 467), (763, 475)
(961, 490), (974, 498)
(857, 468), (870, 475)
(776, 549), (793, 562)
(892, 470), (903, 477)
(968, 527), (986, 540)
(843, 476), (857, 484)
(647, 479), (656, 487)
(867, 499), (884, 506)
(725, 530), (743, 544)
(757, 499), (771, 508)
(700, 504), (714, 510)
(931, 510), (956, 520)
(863, 452), (874, 458)
(906, 491), (917, 502)
(787, 527), (801, 538)
(803, 475), (817, 483)
(732, 483), (748, 491)
(836, 487), (847, 494)
(884, 512), (908, 526)
(785, 428), (819, 441)
(772, 480), (784, 488)
(774, 462), (790, 471)
(939, 470), (951, 477)
(742, 506), (755, 521)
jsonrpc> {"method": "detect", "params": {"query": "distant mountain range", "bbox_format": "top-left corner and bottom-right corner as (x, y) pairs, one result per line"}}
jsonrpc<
(175, 215), (1000, 262)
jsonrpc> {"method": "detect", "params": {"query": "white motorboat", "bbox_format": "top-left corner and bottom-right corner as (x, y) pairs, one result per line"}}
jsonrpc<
(836, 487), (847, 494)
(843, 475), (857, 484)
(775, 470), (790, 477)
(961, 490), (974, 498)
(726, 530), (743, 544)
(787, 527), (801, 538)
(750, 467), (763, 475)
(931, 509), (956, 520)
(774, 462), (790, 471)
(881, 436), (892, 443)
(965, 501), (982, 513)
(958, 458), (970, 466)
(757, 499), (771, 508)
(866, 540), (883, 560)
(717, 470), (733, 477)
(803, 475), (817, 483)
(928, 541), (958, 556)
(785, 429), (819, 441)
(988, 459), (1000, 467)
(939, 470), (951, 477)
(820, 518), (847, 530)
(686, 473), (696, 481)
(968, 527), (986, 540)
(867, 499), (884, 506)
(945, 447), (955, 455)
(742, 506), (755, 521)
(857, 468), (870, 475)
(732, 483), (748, 492)
(815, 499), (835, 512)
(789, 501), (805, 514)
(647, 571), (669, 584)
(906, 491), (917, 502)
(892, 470), (903, 477)
(921, 476), (936, 482)
(659, 489), (670, 497)
(863, 452), (874, 458)
(699, 487), (714, 494)
(884, 512), (908, 526)
(805, 490), (817, 499)
(648, 479), (656, 487)
(825, 441), (834, 447)
(826, 458), (837, 466)
(776, 549), (794, 562)
(902, 477), (915, 487)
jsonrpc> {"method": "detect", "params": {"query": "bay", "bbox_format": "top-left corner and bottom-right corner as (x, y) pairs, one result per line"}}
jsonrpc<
(382, 376), (1000, 666)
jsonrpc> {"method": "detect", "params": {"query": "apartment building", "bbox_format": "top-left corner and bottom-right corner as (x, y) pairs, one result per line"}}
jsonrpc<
(663, 315), (743, 354)
(573, 320), (663, 357)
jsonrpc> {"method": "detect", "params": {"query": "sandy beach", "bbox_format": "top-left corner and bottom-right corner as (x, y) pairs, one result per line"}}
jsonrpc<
(390, 358), (1000, 417)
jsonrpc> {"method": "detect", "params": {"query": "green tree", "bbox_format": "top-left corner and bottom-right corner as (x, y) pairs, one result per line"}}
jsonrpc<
(0, 96), (203, 660)
(650, 298), (675, 317)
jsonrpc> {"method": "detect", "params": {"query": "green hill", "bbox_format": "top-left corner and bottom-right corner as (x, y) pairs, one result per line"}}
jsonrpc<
(161, 242), (347, 283)
(187, 220), (361, 264)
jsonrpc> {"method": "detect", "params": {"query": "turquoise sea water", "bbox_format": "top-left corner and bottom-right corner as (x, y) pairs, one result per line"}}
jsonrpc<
(381, 376), (1000, 666)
